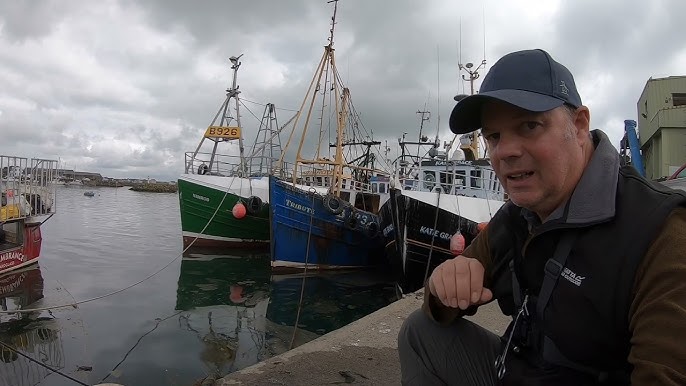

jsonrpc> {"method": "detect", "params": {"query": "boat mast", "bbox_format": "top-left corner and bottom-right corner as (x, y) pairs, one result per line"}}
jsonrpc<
(230, 55), (247, 176)
(332, 86), (347, 194)
(288, 0), (341, 184)
(188, 54), (245, 175)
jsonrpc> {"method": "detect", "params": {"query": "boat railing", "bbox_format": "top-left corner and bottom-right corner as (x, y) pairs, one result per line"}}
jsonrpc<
(185, 151), (292, 179)
(1, 156), (58, 222)
(279, 161), (389, 194)
(399, 166), (505, 201)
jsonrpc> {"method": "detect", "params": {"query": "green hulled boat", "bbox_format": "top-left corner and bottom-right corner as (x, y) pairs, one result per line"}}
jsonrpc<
(178, 54), (285, 249)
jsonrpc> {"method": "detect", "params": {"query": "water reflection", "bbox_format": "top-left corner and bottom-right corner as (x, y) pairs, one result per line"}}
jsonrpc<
(175, 252), (272, 376)
(175, 249), (397, 379)
(0, 265), (66, 386)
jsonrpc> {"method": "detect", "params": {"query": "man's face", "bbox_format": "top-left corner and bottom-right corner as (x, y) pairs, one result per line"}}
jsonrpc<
(480, 100), (589, 220)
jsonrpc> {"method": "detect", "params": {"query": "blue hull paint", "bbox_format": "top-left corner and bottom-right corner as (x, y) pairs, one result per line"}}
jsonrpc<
(269, 176), (384, 269)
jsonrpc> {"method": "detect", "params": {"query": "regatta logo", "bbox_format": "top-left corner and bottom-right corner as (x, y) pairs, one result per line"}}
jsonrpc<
(286, 199), (314, 215)
(561, 267), (585, 287)
(419, 226), (451, 240)
(192, 193), (210, 202)
(383, 224), (394, 237)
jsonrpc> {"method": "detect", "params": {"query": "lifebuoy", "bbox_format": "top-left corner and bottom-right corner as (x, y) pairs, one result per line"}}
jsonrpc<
(324, 194), (344, 215)
(246, 196), (263, 214)
(198, 164), (209, 175)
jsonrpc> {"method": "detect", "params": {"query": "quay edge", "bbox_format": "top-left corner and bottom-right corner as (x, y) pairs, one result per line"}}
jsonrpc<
(214, 289), (510, 386)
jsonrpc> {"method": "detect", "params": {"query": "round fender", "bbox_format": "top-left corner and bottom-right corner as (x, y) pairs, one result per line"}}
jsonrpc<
(365, 220), (380, 237)
(246, 196), (263, 214)
(344, 209), (358, 229)
(324, 194), (344, 215)
(198, 164), (209, 175)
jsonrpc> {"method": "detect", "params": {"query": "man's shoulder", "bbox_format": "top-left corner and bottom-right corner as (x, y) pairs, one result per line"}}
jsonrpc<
(617, 166), (686, 217)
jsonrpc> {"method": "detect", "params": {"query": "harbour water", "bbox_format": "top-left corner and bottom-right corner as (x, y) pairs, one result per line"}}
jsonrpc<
(0, 186), (398, 386)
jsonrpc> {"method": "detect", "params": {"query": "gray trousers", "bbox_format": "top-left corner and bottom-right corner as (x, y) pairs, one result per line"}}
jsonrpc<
(398, 309), (503, 386)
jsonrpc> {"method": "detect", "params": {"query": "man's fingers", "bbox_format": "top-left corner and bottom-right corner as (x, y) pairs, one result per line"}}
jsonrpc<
(479, 288), (493, 304)
(440, 262), (458, 308)
(453, 258), (471, 309)
(430, 256), (492, 309)
(432, 267), (448, 305)
(468, 258), (485, 304)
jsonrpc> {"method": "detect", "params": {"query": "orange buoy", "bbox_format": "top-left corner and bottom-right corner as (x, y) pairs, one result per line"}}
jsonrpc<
(229, 285), (245, 303)
(232, 202), (247, 219)
(450, 232), (465, 256)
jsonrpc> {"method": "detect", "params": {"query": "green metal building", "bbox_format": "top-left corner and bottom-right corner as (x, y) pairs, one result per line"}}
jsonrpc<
(637, 76), (686, 180)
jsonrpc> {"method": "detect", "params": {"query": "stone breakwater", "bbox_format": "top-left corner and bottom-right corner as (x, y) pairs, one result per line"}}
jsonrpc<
(128, 183), (177, 193)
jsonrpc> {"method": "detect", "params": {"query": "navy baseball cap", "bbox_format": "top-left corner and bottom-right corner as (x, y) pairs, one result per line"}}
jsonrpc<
(449, 49), (582, 134)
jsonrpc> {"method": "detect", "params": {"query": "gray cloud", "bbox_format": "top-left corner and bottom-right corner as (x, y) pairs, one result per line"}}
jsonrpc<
(1, 0), (684, 182)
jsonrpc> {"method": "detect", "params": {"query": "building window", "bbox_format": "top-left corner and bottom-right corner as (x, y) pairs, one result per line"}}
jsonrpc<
(673, 93), (686, 107)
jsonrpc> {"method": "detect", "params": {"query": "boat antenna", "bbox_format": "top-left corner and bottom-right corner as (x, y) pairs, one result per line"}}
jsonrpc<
(327, 0), (339, 47)
(482, 5), (487, 64)
(436, 44), (440, 138)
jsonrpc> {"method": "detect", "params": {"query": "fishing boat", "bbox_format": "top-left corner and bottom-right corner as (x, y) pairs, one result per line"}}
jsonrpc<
(269, 1), (391, 270)
(178, 55), (287, 249)
(379, 114), (506, 293)
(0, 156), (57, 275)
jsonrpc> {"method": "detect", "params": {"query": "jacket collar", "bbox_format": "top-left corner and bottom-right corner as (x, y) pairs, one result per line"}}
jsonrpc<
(521, 129), (619, 229)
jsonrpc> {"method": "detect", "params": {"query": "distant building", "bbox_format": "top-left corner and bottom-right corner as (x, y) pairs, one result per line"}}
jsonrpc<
(637, 76), (686, 180)
(74, 171), (103, 183)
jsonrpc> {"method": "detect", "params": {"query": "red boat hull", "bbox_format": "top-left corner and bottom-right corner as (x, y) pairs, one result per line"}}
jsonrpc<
(0, 225), (42, 275)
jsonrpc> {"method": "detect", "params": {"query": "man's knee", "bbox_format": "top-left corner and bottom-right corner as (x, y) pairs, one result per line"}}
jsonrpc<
(398, 308), (431, 348)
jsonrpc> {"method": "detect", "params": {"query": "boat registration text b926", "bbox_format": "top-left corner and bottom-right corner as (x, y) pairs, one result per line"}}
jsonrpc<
(204, 126), (241, 139)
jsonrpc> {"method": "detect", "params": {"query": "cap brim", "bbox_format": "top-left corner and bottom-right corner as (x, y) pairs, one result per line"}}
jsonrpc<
(449, 89), (565, 134)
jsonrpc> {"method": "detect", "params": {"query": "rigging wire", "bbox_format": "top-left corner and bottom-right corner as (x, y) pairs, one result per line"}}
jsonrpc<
(239, 100), (266, 128)
(289, 189), (318, 350)
(241, 97), (299, 112)
(0, 340), (89, 386)
(100, 310), (184, 383)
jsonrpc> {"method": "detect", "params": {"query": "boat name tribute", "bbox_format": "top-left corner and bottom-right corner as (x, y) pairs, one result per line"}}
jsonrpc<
(286, 199), (314, 215)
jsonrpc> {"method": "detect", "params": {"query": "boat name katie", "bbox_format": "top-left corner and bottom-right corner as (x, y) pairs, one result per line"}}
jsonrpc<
(419, 226), (452, 240)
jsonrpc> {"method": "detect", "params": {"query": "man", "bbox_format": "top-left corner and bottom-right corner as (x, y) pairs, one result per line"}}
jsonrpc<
(397, 49), (686, 386)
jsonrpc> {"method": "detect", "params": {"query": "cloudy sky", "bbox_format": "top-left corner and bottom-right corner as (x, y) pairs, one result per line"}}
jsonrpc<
(1, 0), (684, 181)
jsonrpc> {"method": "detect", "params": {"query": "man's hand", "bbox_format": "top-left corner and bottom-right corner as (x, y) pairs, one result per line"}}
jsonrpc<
(428, 255), (493, 310)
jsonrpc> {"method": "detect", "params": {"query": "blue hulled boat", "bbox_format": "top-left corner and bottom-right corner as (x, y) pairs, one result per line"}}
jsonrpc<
(268, 2), (391, 270)
(269, 176), (386, 270)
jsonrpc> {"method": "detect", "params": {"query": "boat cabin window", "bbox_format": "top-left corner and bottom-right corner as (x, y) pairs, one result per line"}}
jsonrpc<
(371, 183), (378, 194)
(439, 172), (453, 193)
(379, 183), (386, 194)
(470, 170), (482, 188)
(454, 170), (466, 188)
